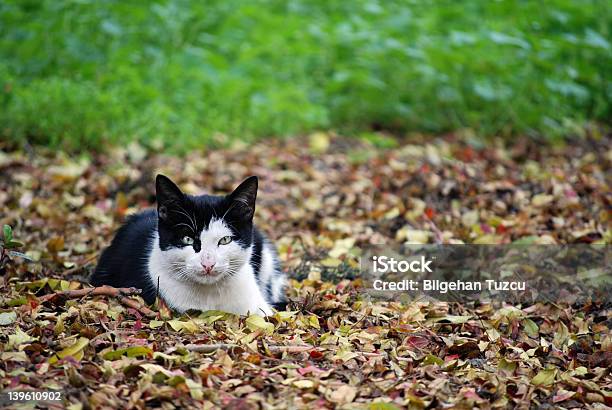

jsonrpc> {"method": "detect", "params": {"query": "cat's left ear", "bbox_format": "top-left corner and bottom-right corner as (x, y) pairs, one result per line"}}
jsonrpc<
(228, 176), (258, 220)
(156, 174), (185, 220)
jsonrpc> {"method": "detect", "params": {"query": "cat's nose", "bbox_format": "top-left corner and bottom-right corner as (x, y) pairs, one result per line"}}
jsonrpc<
(201, 261), (216, 274)
(201, 253), (216, 274)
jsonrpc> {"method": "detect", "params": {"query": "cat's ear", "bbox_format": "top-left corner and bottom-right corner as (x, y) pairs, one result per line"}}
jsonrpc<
(156, 174), (184, 220)
(228, 176), (258, 220)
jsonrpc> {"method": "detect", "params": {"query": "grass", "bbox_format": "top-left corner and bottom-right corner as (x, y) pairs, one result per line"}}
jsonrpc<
(0, 0), (610, 152)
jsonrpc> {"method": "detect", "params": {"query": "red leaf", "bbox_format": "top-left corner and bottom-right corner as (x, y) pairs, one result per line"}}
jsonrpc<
(552, 390), (575, 403)
(405, 335), (429, 349)
(133, 319), (143, 331)
(425, 207), (435, 219)
(298, 365), (322, 376)
(496, 224), (508, 234)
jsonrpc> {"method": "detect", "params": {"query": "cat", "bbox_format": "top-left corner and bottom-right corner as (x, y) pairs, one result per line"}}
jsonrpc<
(90, 174), (287, 316)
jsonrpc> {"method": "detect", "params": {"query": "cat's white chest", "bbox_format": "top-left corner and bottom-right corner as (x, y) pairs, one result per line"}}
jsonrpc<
(147, 236), (273, 316)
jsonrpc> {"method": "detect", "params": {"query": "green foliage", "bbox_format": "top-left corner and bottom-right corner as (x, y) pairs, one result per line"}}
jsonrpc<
(2, 224), (24, 249)
(1, 224), (27, 270)
(0, 0), (610, 152)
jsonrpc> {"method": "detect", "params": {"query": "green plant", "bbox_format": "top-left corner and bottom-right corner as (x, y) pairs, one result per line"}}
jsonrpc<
(0, 224), (28, 272)
(0, 0), (610, 152)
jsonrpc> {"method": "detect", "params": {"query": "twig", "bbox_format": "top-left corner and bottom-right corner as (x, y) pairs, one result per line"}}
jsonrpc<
(119, 296), (157, 318)
(61, 253), (99, 276)
(39, 285), (157, 318)
(185, 343), (238, 353)
(39, 285), (141, 300)
(185, 343), (315, 354)
(424, 214), (444, 244)
(89, 330), (135, 345)
(361, 352), (383, 357)
(268, 345), (314, 353)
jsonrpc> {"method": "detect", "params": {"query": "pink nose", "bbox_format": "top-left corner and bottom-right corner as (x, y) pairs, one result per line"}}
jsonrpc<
(201, 254), (216, 273)
(201, 261), (215, 273)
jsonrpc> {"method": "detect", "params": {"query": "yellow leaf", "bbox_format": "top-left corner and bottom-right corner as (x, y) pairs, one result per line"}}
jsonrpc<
(498, 358), (517, 375)
(368, 403), (402, 410)
(474, 234), (503, 244)
(532, 194), (554, 207)
(486, 327), (501, 341)
(245, 314), (274, 335)
(199, 310), (232, 324)
(320, 257), (342, 267)
(103, 346), (153, 360)
(329, 385), (357, 404)
(46, 236), (65, 253)
(1, 351), (28, 361)
(304, 197), (322, 211)
(523, 318), (539, 337)
(333, 348), (359, 362)
(274, 311), (297, 321)
(532, 368), (557, 386)
(384, 207), (400, 220)
(149, 320), (164, 329)
(7, 328), (37, 349)
(49, 337), (89, 364)
(167, 319), (199, 333)
(422, 354), (444, 366)
(308, 132), (330, 154)
(396, 226), (430, 244)
(434, 315), (472, 324)
(461, 210), (479, 227)
(308, 315), (320, 330)
(185, 378), (204, 400)
(48, 159), (89, 182)
(54, 315), (65, 335)
(293, 379), (315, 389)
(329, 238), (356, 258)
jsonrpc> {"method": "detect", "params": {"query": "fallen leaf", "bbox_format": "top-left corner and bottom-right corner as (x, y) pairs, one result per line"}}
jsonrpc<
(245, 314), (274, 335)
(0, 311), (17, 325)
(532, 368), (557, 386)
(49, 337), (89, 364)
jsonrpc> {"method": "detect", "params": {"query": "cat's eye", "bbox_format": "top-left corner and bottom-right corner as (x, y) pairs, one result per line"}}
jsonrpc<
(182, 236), (194, 245)
(218, 236), (232, 246)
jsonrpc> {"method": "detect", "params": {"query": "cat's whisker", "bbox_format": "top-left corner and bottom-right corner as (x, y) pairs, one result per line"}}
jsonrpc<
(170, 207), (198, 233)
(172, 222), (195, 234)
(221, 201), (237, 220)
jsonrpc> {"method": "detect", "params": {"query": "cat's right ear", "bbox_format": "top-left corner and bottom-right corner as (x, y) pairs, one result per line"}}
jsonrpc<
(156, 174), (184, 220)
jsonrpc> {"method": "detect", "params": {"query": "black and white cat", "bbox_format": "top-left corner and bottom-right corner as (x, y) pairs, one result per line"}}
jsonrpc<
(91, 174), (287, 316)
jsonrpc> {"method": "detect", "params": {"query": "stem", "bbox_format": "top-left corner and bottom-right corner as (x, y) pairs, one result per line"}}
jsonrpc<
(185, 343), (315, 354)
(39, 285), (157, 318)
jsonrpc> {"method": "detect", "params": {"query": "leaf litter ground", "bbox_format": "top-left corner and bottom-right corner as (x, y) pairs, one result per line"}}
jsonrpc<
(0, 134), (610, 409)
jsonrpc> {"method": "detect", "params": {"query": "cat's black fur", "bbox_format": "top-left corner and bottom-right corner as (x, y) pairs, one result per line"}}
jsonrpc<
(91, 209), (158, 302)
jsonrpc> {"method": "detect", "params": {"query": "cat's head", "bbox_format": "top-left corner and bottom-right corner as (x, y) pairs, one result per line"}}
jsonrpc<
(155, 174), (258, 285)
